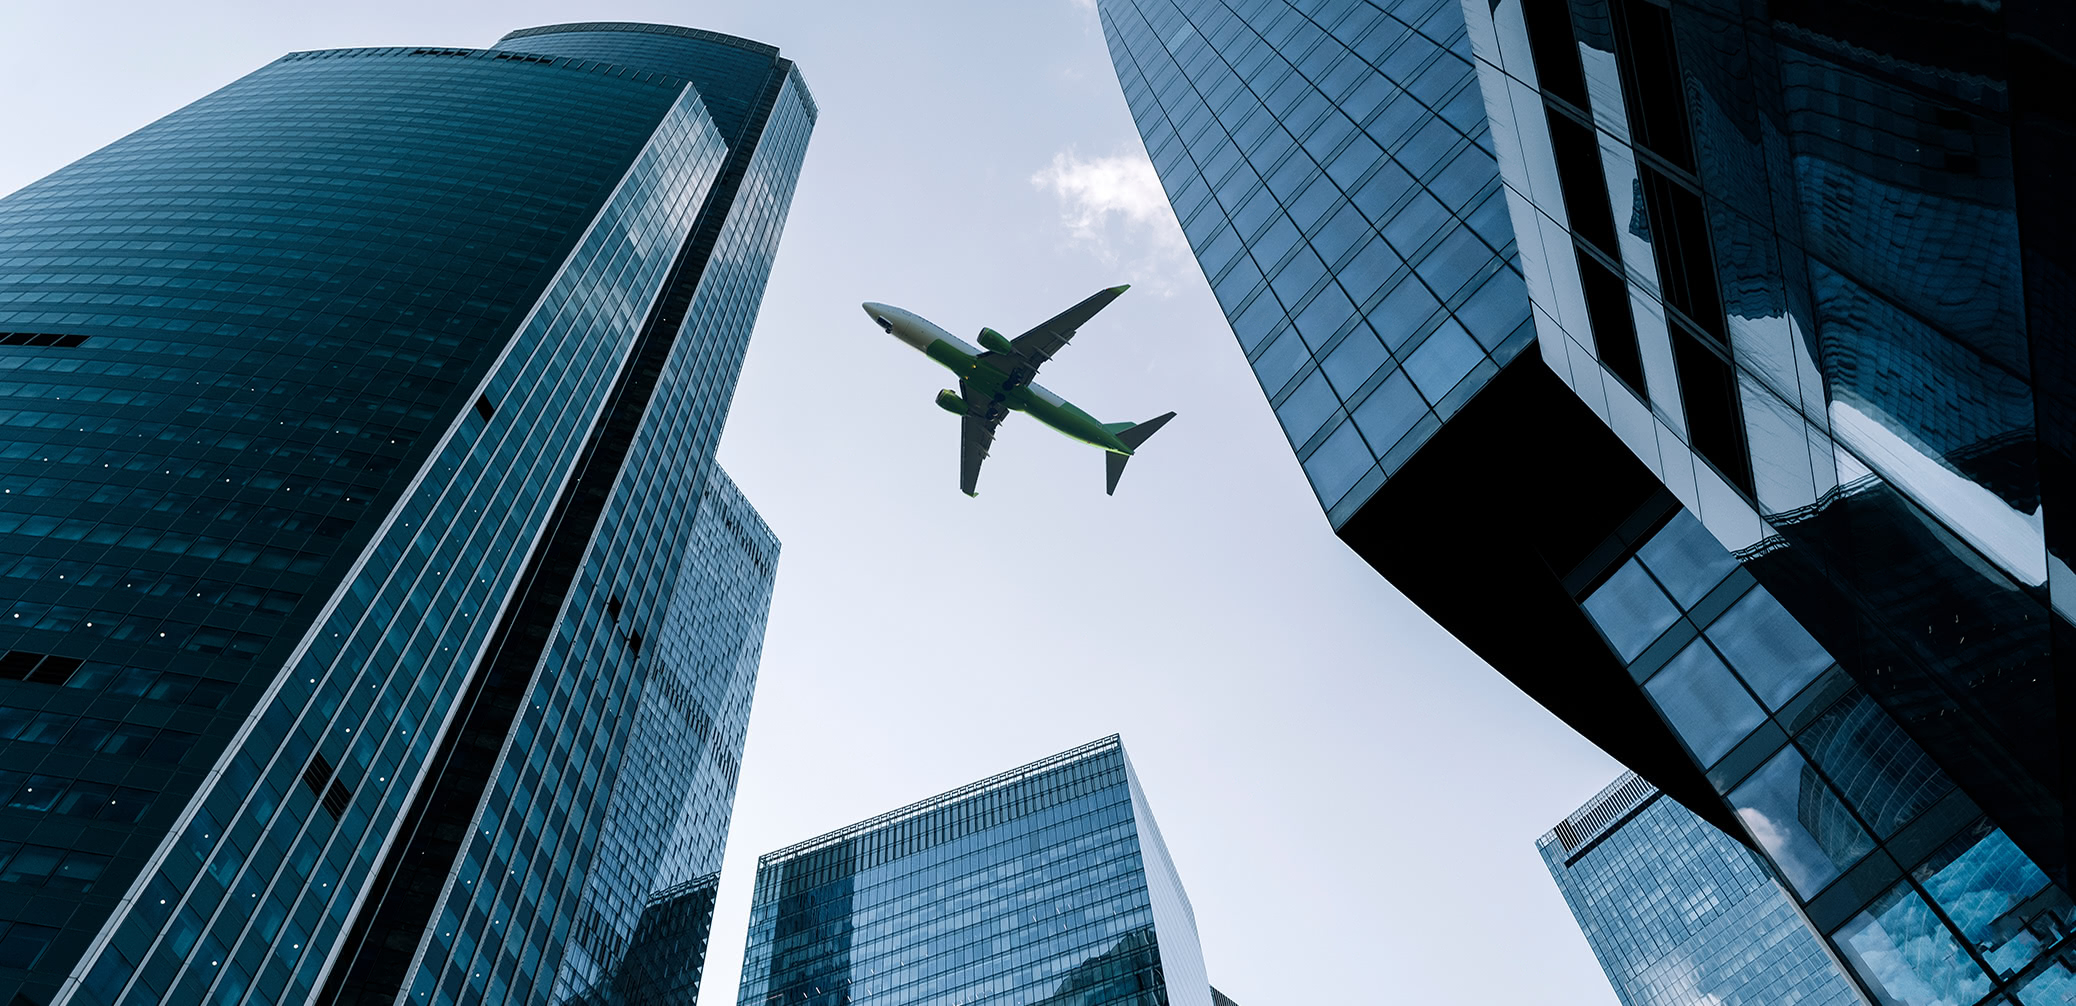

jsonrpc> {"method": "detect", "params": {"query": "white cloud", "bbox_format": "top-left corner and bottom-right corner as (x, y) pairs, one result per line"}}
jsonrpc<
(1030, 150), (1191, 289)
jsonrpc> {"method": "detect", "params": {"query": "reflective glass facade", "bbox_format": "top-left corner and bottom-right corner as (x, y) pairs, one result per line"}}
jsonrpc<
(737, 736), (1213, 1006)
(1540, 773), (1860, 1006)
(1103, 1), (2076, 1003)
(1098, 0), (1534, 525)
(1572, 502), (2075, 1004)
(1459, 0), (2071, 908)
(0, 22), (807, 1006)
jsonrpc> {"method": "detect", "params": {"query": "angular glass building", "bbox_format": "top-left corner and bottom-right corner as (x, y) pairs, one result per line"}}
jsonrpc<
(736, 736), (1214, 1006)
(1099, 0), (1535, 527)
(0, 21), (809, 1006)
(1102, 0), (2076, 1003)
(1540, 772), (1860, 1005)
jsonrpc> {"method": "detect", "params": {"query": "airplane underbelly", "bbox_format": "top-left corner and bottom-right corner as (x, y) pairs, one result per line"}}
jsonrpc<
(1015, 389), (1115, 449)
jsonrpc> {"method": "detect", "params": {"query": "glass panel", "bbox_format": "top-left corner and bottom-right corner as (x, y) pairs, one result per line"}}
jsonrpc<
(1350, 370), (1425, 454)
(1275, 371), (1338, 446)
(1402, 319), (1481, 400)
(1322, 328), (1388, 397)
(1634, 510), (1740, 607)
(1730, 746), (1873, 896)
(1581, 559), (1680, 661)
(1303, 420), (1372, 506)
(1704, 589), (1833, 709)
(1834, 881), (1994, 1006)
(1642, 639), (1766, 766)
(1798, 691), (1954, 838)
(1914, 824), (2071, 980)
(2016, 961), (2076, 1006)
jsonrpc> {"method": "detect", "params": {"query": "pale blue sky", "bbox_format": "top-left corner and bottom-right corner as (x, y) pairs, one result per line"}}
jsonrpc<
(0, 4), (1628, 1002)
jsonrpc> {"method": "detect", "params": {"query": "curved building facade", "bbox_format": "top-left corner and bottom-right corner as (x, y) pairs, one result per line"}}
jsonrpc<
(0, 22), (810, 1006)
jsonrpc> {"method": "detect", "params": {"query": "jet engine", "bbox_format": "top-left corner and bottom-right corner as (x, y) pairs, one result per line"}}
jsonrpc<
(978, 327), (1014, 355)
(935, 389), (966, 415)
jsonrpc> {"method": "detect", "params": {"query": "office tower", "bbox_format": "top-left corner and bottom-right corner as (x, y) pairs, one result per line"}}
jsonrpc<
(737, 736), (1213, 1006)
(1101, 0), (2075, 1002)
(1099, 0), (1533, 527)
(1541, 773), (1860, 1005)
(0, 21), (810, 1006)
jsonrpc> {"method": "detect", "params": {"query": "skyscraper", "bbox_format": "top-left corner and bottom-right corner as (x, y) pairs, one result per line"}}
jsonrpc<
(1100, 0), (2075, 1002)
(0, 21), (810, 1006)
(736, 736), (1213, 1006)
(1541, 772), (1860, 1005)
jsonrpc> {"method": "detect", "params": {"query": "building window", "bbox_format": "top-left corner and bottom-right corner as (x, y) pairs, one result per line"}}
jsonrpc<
(1576, 249), (1646, 396)
(1609, 0), (1694, 171)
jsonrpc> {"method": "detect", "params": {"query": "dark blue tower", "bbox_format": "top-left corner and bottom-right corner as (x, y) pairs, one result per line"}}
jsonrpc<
(0, 22), (809, 1006)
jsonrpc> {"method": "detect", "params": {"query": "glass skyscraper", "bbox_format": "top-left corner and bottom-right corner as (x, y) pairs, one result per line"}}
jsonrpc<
(1100, 0), (1534, 527)
(1102, 0), (2074, 1003)
(736, 736), (1214, 1006)
(0, 21), (809, 1006)
(1541, 772), (1860, 1005)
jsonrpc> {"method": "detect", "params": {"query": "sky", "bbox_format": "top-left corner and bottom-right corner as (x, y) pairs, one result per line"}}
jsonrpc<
(0, 3), (1630, 1003)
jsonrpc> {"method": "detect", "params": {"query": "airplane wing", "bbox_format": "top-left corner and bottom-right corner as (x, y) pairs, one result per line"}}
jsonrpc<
(958, 379), (1009, 497)
(990, 285), (1129, 389)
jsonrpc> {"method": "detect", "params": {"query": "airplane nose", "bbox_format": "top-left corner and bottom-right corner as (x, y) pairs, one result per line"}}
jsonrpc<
(862, 303), (893, 333)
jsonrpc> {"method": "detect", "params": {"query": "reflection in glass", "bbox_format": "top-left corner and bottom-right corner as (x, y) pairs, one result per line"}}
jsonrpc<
(1799, 692), (1953, 839)
(1835, 881), (1993, 1006)
(1914, 824), (2071, 980)
(1635, 510), (1740, 606)
(2016, 960), (2076, 1005)
(1705, 589), (1833, 709)
(1730, 746), (1872, 896)
(1643, 640), (1765, 766)
(1582, 559), (1680, 660)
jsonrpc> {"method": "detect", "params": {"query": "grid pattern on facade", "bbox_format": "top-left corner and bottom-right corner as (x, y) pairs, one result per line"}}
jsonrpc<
(1575, 505), (2075, 1004)
(1540, 782), (1860, 1006)
(0, 44), (729, 1006)
(1100, 0), (1533, 525)
(1462, 0), (2061, 915)
(374, 31), (808, 1006)
(738, 739), (1207, 1006)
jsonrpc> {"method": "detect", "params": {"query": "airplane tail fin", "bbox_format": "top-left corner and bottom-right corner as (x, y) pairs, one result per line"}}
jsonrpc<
(1103, 412), (1176, 495)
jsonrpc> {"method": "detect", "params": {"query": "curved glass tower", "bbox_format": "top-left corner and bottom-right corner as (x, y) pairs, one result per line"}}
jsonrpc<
(0, 22), (811, 1006)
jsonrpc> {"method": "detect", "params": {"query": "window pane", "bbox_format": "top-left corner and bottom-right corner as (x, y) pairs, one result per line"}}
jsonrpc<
(1581, 559), (1680, 661)
(1643, 640), (1765, 766)
(1798, 691), (1953, 838)
(1302, 420), (1371, 506)
(1322, 328), (1388, 397)
(1350, 370), (1425, 454)
(1914, 824), (2069, 979)
(1706, 589), (1833, 709)
(1834, 881), (1992, 1006)
(1634, 510), (1739, 606)
(1275, 372), (1337, 446)
(2017, 964), (2076, 1005)
(1402, 319), (1480, 401)
(1731, 746), (1873, 896)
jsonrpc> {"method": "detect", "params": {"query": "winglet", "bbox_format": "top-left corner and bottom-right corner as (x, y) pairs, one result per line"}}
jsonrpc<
(1105, 412), (1176, 495)
(1110, 284), (1131, 294)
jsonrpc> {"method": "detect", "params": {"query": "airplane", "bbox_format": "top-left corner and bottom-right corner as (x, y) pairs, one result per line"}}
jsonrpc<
(863, 285), (1175, 497)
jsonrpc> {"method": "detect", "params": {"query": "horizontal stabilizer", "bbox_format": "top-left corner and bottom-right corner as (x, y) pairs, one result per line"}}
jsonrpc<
(1104, 412), (1176, 495)
(1116, 411), (1174, 451)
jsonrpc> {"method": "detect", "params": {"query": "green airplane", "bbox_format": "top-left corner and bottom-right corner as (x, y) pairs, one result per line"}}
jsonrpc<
(863, 285), (1175, 497)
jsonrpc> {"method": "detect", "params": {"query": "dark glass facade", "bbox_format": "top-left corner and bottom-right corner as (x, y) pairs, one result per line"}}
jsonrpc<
(1461, 0), (2074, 896)
(1542, 772), (1860, 1005)
(1098, 0), (1535, 525)
(1105, 0), (2075, 1003)
(736, 736), (1214, 1006)
(0, 22), (807, 1006)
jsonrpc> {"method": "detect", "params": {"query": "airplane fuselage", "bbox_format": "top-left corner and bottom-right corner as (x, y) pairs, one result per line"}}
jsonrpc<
(864, 302), (1134, 455)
